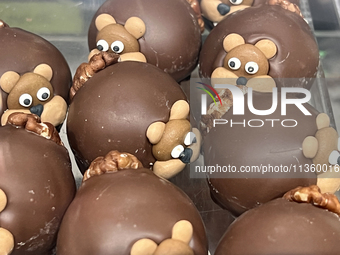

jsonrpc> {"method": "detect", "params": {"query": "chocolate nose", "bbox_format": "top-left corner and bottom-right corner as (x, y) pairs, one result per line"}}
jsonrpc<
(30, 104), (44, 117)
(217, 3), (230, 15)
(179, 148), (193, 164)
(236, 77), (248, 86)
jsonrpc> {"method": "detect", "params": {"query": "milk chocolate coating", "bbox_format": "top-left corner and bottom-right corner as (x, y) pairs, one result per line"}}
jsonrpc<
(0, 125), (76, 255)
(215, 198), (340, 254)
(56, 168), (208, 255)
(67, 62), (187, 173)
(199, 4), (319, 89)
(204, 92), (318, 215)
(0, 22), (72, 116)
(87, 0), (202, 82)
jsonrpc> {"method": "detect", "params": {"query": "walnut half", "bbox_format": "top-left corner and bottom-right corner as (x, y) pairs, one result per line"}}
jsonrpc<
(82, 150), (143, 182)
(283, 185), (340, 216)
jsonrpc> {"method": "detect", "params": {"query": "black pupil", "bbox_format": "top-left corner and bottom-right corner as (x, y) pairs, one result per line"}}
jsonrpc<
(97, 45), (103, 51)
(248, 67), (254, 72)
(231, 0), (237, 3)
(230, 61), (235, 68)
(24, 99), (31, 106)
(113, 46), (120, 52)
(42, 93), (48, 99)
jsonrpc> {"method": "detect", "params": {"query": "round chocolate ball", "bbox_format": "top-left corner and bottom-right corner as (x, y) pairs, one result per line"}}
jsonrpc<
(215, 198), (340, 254)
(67, 62), (187, 173)
(203, 91), (318, 215)
(0, 124), (76, 255)
(87, 0), (202, 82)
(199, 4), (319, 90)
(0, 21), (72, 117)
(57, 168), (208, 255)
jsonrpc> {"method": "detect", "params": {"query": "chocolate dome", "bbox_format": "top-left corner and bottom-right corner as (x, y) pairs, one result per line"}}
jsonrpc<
(203, 91), (318, 215)
(0, 123), (76, 255)
(215, 197), (340, 254)
(87, 0), (202, 82)
(57, 168), (208, 255)
(0, 21), (71, 117)
(67, 61), (187, 173)
(199, 4), (319, 90)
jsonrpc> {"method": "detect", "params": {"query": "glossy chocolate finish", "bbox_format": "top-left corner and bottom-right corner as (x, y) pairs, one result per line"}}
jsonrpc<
(0, 125), (76, 255)
(204, 92), (318, 215)
(199, 4), (319, 89)
(57, 168), (208, 255)
(0, 24), (72, 117)
(67, 62), (187, 173)
(88, 0), (202, 82)
(215, 198), (340, 254)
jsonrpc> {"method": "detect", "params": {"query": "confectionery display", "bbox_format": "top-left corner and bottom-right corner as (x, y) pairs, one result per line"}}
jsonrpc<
(0, 20), (71, 127)
(1, 0), (340, 254)
(67, 60), (199, 176)
(56, 151), (208, 255)
(0, 113), (76, 255)
(215, 185), (340, 254)
(201, 88), (340, 215)
(87, 0), (202, 82)
(199, 1), (320, 90)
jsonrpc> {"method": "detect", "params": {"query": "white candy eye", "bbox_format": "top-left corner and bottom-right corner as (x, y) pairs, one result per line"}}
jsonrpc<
(329, 150), (340, 165)
(229, 0), (243, 5)
(36, 87), (51, 101)
(19, 94), (33, 107)
(245, 61), (259, 75)
(171, 145), (185, 159)
(111, 41), (124, 53)
(96, 39), (109, 51)
(184, 132), (197, 146)
(228, 57), (241, 70)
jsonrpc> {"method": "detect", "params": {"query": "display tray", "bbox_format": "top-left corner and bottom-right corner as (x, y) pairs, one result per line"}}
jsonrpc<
(1, 0), (339, 254)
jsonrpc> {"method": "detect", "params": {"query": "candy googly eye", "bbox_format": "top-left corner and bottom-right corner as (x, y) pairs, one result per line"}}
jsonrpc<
(329, 150), (340, 165)
(111, 41), (125, 54)
(19, 94), (33, 107)
(184, 132), (197, 146)
(171, 145), (185, 159)
(36, 87), (51, 101)
(96, 39), (109, 51)
(229, 0), (243, 5)
(228, 57), (241, 70)
(245, 62), (259, 75)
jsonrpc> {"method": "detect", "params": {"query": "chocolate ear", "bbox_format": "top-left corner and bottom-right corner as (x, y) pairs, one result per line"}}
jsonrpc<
(0, 71), (20, 93)
(95, 13), (117, 31)
(33, 63), (53, 81)
(255, 39), (277, 59)
(130, 239), (158, 255)
(172, 220), (193, 244)
(169, 100), (189, 120)
(124, 17), (146, 39)
(222, 33), (245, 52)
(146, 122), (165, 144)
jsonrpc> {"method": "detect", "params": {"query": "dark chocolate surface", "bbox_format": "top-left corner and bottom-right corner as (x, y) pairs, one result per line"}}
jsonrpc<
(0, 125), (76, 255)
(215, 198), (340, 254)
(56, 168), (208, 255)
(204, 92), (318, 215)
(67, 62), (187, 173)
(199, 4), (319, 89)
(88, 0), (202, 82)
(0, 23), (72, 116)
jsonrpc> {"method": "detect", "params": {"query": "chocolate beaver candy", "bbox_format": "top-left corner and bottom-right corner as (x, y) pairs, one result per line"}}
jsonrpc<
(203, 90), (318, 216)
(0, 20), (71, 118)
(56, 152), (208, 255)
(67, 61), (187, 173)
(215, 186), (340, 255)
(199, 3), (319, 90)
(87, 0), (202, 82)
(0, 114), (76, 255)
